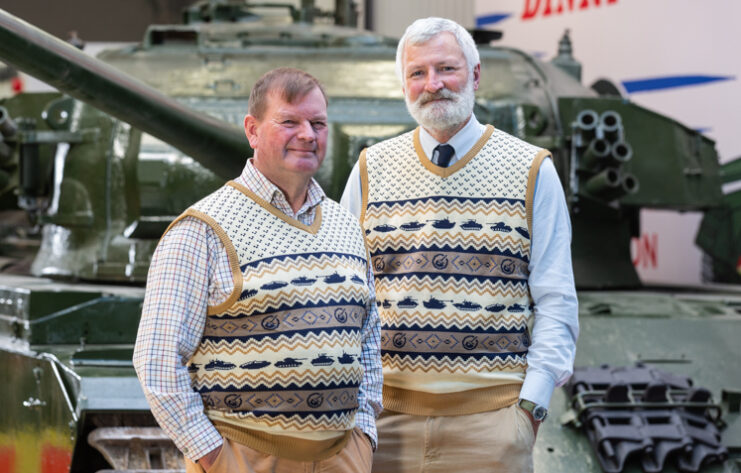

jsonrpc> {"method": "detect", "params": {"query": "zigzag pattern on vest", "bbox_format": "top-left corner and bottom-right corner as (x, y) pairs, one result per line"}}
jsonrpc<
(195, 330), (363, 356)
(380, 309), (528, 331)
(185, 183), (370, 434)
(363, 126), (542, 414)
(375, 276), (529, 299)
(366, 232), (530, 257)
(194, 368), (364, 390)
(382, 352), (527, 373)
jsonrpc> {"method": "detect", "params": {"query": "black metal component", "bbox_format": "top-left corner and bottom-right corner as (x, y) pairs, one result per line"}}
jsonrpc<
(0, 105), (17, 137)
(18, 121), (43, 197)
(722, 389), (741, 413)
(566, 364), (728, 473)
(470, 29), (503, 44)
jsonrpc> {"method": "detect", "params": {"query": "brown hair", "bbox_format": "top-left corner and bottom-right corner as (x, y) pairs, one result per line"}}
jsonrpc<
(248, 68), (328, 119)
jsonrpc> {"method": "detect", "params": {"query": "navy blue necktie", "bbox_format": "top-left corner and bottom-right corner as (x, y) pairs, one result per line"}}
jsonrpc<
(434, 144), (455, 168)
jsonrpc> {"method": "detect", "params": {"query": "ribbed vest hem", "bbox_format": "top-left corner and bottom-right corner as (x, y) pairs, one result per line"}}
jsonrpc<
(213, 421), (352, 462)
(382, 383), (522, 416)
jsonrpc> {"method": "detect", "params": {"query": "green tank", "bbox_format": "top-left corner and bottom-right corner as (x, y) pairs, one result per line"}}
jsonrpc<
(696, 156), (741, 284)
(0, 2), (739, 472)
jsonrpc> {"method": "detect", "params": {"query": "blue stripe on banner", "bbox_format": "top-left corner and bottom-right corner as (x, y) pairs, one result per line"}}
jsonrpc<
(622, 75), (735, 93)
(694, 127), (712, 134)
(475, 13), (512, 27)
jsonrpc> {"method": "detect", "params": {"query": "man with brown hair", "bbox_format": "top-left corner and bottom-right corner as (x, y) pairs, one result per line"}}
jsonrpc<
(135, 68), (382, 473)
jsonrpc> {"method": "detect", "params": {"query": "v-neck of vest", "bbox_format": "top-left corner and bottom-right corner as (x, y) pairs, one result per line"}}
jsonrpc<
(414, 124), (495, 178)
(227, 181), (323, 234)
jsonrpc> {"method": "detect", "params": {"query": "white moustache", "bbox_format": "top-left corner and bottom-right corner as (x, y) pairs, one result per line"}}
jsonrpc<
(418, 89), (458, 106)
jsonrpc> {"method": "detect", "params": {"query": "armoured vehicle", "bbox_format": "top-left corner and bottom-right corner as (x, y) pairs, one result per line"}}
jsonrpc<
(0, 2), (740, 472)
(697, 156), (741, 284)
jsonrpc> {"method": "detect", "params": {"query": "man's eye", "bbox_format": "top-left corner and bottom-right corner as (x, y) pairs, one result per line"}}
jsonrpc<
(409, 70), (423, 78)
(282, 120), (295, 125)
(312, 121), (327, 129)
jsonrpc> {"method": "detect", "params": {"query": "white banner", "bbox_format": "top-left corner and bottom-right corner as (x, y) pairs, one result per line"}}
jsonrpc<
(475, 0), (740, 284)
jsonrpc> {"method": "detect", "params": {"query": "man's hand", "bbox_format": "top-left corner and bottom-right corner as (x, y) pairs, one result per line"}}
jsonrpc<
(519, 407), (540, 439)
(197, 445), (223, 471)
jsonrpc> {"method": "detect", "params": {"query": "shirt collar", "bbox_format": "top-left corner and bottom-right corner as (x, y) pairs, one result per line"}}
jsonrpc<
(236, 158), (325, 211)
(419, 114), (487, 165)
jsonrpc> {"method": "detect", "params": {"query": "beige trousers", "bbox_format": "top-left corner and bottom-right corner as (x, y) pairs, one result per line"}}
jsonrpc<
(372, 404), (535, 473)
(186, 427), (373, 473)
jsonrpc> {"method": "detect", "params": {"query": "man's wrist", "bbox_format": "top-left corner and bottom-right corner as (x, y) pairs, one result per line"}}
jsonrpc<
(197, 444), (223, 470)
(518, 398), (548, 423)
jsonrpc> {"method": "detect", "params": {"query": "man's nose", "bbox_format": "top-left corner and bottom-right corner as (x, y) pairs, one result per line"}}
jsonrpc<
(424, 70), (444, 93)
(297, 120), (316, 141)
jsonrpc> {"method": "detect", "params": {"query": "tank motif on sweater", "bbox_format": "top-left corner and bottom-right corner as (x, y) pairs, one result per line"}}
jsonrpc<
(175, 181), (370, 435)
(362, 125), (550, 415)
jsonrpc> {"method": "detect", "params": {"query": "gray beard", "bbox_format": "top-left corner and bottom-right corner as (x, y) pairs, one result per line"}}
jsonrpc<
(405, 77), (474, 136)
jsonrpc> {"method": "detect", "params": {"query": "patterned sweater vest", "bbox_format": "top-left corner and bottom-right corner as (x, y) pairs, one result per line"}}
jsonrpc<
(180, 181), (370, 451)
(361, 125), (550, 415)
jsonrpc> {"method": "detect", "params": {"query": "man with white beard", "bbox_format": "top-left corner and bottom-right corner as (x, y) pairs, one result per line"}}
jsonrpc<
(341, 17), (578, 473)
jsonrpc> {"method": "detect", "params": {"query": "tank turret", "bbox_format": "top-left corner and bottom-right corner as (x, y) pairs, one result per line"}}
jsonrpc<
(0, 8), (249, 281)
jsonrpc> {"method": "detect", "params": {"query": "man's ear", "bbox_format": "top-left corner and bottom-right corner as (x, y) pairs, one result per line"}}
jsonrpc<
(244, 114), (259, 149)
(472, 63), (481, 91)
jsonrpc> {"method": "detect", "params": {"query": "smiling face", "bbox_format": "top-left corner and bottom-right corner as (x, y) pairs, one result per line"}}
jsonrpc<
(244, 86), (328, 191)
(402, 32), (480, 139)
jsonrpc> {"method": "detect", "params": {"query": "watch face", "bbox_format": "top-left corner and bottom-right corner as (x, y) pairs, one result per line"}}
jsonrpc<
(533, 406), (548, 421)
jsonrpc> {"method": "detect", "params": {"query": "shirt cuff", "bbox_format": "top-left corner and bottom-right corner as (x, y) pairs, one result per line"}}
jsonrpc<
(520, 367), (557, 408)
(354, 409), (378, 451)
(177, 417), (223, 462)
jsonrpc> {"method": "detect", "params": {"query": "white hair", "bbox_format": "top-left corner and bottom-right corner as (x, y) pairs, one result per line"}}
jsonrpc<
(395, 17), (480, 83)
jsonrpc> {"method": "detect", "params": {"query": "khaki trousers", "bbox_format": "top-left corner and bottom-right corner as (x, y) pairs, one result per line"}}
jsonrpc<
(186, 427), (373, 473)
(372, 404), (535, 473)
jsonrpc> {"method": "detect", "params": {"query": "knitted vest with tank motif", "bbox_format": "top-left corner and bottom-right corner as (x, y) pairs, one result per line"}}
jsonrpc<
(361, 125), (550, 416)
(175, 181), (370, 442)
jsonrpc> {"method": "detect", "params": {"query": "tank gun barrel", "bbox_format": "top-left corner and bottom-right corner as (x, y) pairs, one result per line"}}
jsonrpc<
(0, 9), (248, 179)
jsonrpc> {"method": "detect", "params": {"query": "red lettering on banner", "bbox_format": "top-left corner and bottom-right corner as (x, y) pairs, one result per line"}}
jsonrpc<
(632, 233), (658, 269)
(522, 0), (540, 19)
(557, 0), (575, 14)
(543, 0), (553, 17)
(522, 0), (617, 20)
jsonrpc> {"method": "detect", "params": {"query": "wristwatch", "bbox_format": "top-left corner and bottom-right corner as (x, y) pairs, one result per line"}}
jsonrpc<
(518, 399), (548, 423)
